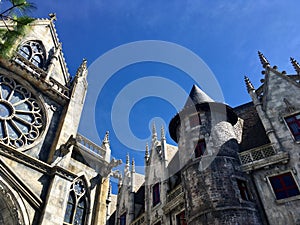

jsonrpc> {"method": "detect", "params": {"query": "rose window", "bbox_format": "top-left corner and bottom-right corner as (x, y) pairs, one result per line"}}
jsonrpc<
(0, 75), (44, 148)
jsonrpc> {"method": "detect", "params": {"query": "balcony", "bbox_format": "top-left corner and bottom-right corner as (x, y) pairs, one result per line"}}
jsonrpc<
(76, 133), (106, 158)
(163, 185), (184, 214)
(239, 144), (289, 171)
(130, 214), (145, 225)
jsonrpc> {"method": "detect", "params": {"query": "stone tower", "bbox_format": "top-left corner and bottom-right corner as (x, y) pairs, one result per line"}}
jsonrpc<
(169, 85), (263, 225)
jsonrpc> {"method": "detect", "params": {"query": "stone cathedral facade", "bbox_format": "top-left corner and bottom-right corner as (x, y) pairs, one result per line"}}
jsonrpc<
(0, 17), (121, 225)
(110, 52), (300, 225)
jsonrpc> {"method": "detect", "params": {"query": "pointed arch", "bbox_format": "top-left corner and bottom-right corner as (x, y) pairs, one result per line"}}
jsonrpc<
(0, 179), (29, 225)
(17, 40), (47, 69)
(64, 176), (90, 225)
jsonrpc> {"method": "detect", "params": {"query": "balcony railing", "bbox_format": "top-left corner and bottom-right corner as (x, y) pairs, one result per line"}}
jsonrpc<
(167, 185), (183, 203)
(239, 144), (276, 164)
(130, 214), (145, 225)
(239, 143), (289, 171)
(76, 133), (106, 157)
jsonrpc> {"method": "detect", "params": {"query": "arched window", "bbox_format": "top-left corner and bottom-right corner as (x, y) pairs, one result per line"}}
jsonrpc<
(18, 41), (46, 68)
(64, 178), (88, 225)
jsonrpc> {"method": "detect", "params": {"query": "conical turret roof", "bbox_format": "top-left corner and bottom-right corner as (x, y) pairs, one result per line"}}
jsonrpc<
(169, 84), (238, 143)
(184, 84), (214, 108)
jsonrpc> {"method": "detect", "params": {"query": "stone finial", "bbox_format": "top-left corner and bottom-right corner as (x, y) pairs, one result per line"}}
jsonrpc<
(126, 153), (130, 166)
(161, 126), (165, 140)
(49, 13), (57, 21)
(131, 158), (135, 172)
(102, 131), (109, 144)
(258, 51), (270, 68)
(76, 58), (87, 77)
(145, 143), (149, 161)
(244, 76), (255, 93)
(290, 57), (300, 74)
(152, 122), (157, 139)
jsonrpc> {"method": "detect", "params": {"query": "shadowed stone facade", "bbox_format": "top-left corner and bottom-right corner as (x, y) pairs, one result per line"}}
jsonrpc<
(109, 53), (300, 225)
(0, 17), (120, 225)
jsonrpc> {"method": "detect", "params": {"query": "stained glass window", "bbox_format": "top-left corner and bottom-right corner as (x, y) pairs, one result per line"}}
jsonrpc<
(0, 75), (44, 148)
(18, 41), (46, 68)
(64, 178), (88, 225)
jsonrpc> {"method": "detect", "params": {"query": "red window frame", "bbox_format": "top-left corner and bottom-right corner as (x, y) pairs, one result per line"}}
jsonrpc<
(194, 140), (206, 158)
(189, 113), (201, 128)
(237, 179), (251, 201)
(285, 114), (300, 141)
(176, 211), (187, 225)
(269, 172), (300, 200)
(153, 183), (160, 206)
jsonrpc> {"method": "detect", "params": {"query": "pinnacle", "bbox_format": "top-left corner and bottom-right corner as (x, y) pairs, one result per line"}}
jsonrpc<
(258, 51), (270, 68)
(290, 57), (300, 74)
(244, 76), (255, 92)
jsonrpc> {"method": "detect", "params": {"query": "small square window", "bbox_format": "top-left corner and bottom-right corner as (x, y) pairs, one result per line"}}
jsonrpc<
(237, 179), (251, 201)
(189, 113), (201, 128)
(176, 211), (187, 225)
(153, 183), (160, 206)
(285, 114), (300, 141)
(269, 172), (300, 200)
(194, 140), (206, 158)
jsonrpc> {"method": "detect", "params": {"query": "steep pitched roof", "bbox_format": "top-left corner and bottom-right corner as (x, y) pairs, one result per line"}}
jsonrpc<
(233, 102), (270, 151)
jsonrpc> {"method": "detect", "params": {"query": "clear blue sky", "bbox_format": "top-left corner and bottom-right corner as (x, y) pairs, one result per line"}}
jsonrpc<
(9, 1), (300, 189)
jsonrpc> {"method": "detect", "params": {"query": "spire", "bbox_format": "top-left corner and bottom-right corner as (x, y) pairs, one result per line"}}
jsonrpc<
(161, 126), (165, 140)
(244, 76), (255, 92)
(184, 84), (214, 108)
(152, 122), (157, 140)
(131, 158), (135, 173)
(290, 57), (300, 74)
(258, 51), (270, 68)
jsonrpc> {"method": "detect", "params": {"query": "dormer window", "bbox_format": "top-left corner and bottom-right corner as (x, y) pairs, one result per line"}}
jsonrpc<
(18, 41), (46, 69)
(152, 183), (160, 206)
(189, 113), (201, 128)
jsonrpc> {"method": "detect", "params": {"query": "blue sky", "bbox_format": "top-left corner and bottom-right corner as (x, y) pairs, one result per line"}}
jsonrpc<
(6, 1), (300, 189)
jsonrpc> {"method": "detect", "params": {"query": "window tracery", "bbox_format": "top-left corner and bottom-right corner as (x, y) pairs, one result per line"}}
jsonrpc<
(0, 75), (44, 148)
(64, 178), (88, 225)
(18, 41), (46, 68)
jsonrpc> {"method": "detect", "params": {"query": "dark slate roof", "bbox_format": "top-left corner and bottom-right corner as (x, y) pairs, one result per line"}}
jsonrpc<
(233, 102), (270, 152)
